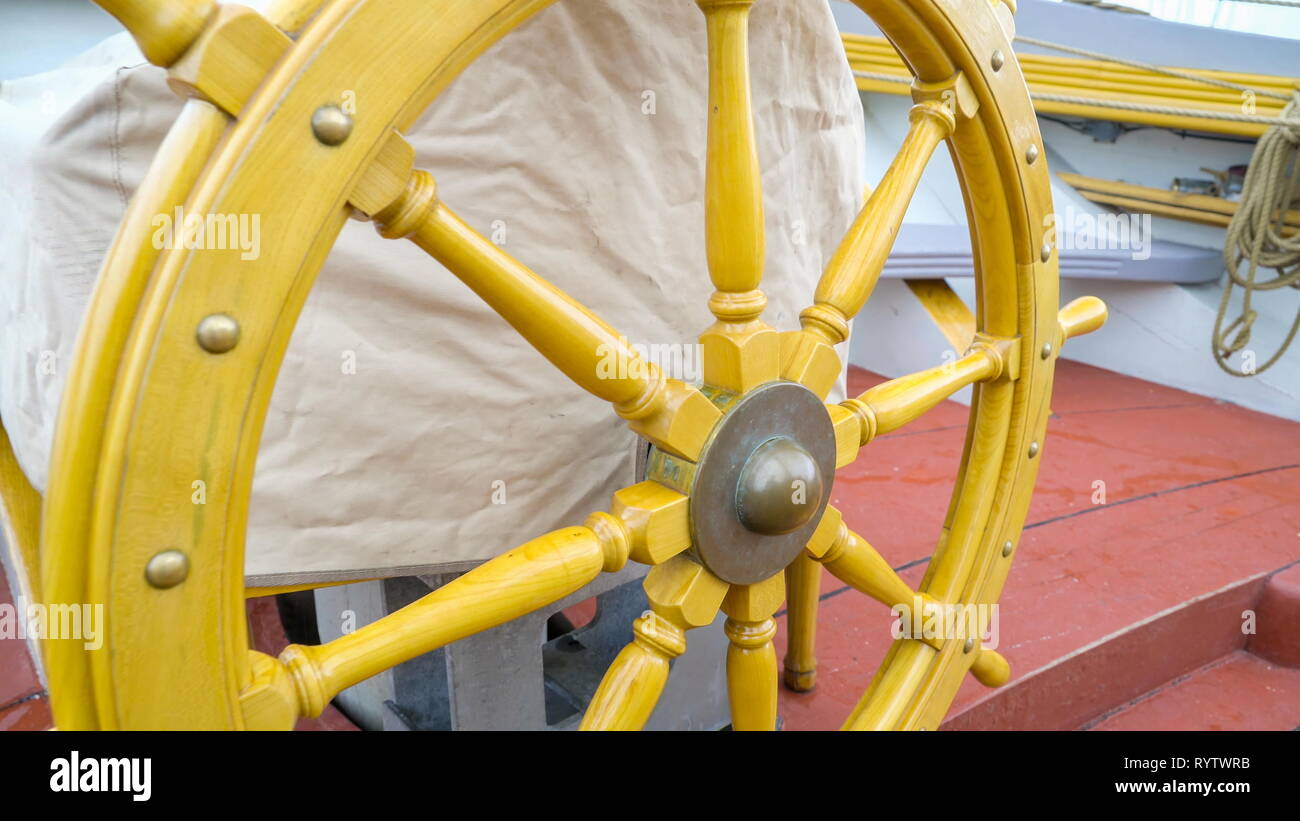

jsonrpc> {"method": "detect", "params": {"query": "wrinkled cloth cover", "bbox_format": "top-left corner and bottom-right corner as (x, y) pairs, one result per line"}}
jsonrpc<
(0, 0), (863, 584)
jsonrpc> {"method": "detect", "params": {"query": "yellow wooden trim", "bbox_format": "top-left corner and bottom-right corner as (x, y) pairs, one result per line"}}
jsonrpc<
(843, 32), (1296, 138)
(1060, 171), (1300, 232)
(905, 279), (977, 353)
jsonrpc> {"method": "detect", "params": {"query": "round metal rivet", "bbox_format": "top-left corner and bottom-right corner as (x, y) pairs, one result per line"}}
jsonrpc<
(1025, 143), (1039, 164)
(990, 50), (1005, 72)
(1028, 441), (1040, 459)
(736, 436), (825, 536)
(1002, 539), (1014, 558)
(145, 550), (190, 589)
(1040, 240), (1052, 262)
(1040, 342), (1053, 360)
(963, 637), (976, 654)
(311, 104), (353, 146)
(196, 313), (239, 354)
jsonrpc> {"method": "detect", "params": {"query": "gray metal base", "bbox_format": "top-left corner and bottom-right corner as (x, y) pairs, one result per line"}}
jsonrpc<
(313, 565), (730, 731)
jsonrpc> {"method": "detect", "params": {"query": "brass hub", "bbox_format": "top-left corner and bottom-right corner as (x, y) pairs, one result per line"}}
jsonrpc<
(648, 380), (836, 585)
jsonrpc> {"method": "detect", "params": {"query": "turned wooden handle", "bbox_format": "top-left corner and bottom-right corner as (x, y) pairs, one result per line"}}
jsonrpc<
(95, 0), (215, 66)
(1058, 296), (1108, 342)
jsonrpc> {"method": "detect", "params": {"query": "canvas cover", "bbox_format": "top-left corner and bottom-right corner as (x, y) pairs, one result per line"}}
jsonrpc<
(0, 0), (864, 584)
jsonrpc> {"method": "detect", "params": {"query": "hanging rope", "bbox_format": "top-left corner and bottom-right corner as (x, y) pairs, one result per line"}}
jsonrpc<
(1213, 91), (1300, 376)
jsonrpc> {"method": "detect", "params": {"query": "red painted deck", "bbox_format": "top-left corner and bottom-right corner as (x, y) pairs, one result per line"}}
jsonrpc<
(2, 359), (1297, 730)
(776, 361), (1300, 730)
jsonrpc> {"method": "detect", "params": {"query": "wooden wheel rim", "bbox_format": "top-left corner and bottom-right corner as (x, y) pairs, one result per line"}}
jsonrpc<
(40, 0), (1058, 730)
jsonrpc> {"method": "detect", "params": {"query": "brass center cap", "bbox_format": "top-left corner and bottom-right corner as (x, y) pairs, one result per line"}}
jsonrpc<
(735, 436), (824, 535)
(646, 380), (836, 586)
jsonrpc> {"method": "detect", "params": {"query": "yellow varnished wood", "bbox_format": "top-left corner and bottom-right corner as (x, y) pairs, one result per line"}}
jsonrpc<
(724, 616), (778, 730)
(838, 338), (1012, 446)
(696, 0), (779, 394)
(1058, 296), (1108, 344)
(642, 553), (730, 630)
(276, 523), (626, 720)
(94, 0), (215, 67)
(262, 0), (329, 33)
(782, 552), (820, 692)
(579, 610), (686, 731)
(808, 100), (952, 341)
(782, 83), (969, 395)
(579, 555), (727, 729)
(42, 99), (230, 731)
(47, 1), (562, 730)
(970, 646), (1011, 687)
(374, 169), (721, 461)
(827, 404), (861, 468)
(722, 574), (783, 730)
(610, 481), (692, 566)
(814, 520), (920, 612)
(166, 4), (291, 116)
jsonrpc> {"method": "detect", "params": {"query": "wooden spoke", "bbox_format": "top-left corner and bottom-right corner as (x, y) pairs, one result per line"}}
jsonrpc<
(581, 554), (729, 730)
(249, 513), (635, 724)
(782, 75), (977, 397)
(94, 0), (215, 67)
(835, 334), (1018, 458)
(808, 101), (955, 340)
(241, 481), (693, 727)
(696, 0), (780, 394)
(806, 509), (922, 612)
(722, 574), (785, 730)
(807, 508), (1010, 698)
(367, 163), (721, 461)
(579, 610), (687, 731)
(782, 552), (821, 692)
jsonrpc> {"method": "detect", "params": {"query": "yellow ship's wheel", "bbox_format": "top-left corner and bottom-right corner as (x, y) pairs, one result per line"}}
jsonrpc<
(41, 0), (1106, 730)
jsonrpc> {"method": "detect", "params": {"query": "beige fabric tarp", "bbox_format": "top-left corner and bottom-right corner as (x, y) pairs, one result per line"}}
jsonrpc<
(0, 0), (864, 584)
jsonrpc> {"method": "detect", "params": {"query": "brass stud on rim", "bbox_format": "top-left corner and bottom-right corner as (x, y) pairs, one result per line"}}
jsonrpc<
(196, 313), (240, 354)
(963, 637), (976, 653)
(1040, 342), (1053, 360)
(145, 549), (190, 589)
(1025, 143), (1039, 164)
(990, 49), (1005, 72)
(311, 104), (353, 146)
(1002, 539), (1014, 557)
(1040, 240), (1052, 263)
(1028, 441), (1040, 458)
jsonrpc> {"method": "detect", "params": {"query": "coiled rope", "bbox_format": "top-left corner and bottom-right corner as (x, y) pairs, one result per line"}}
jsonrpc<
(1213, 91), (1300, 376)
